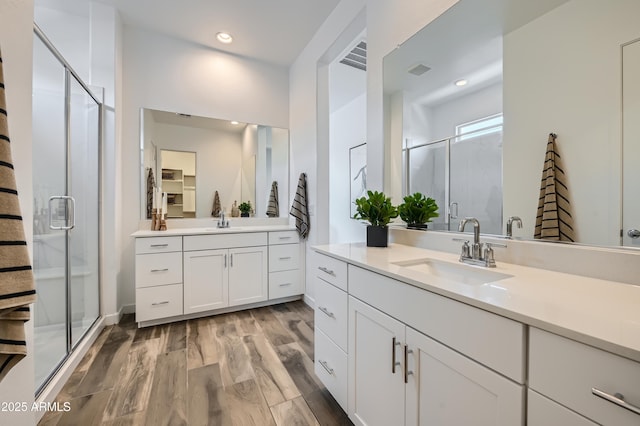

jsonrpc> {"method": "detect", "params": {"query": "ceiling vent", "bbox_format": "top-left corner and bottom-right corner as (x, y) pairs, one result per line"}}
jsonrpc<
(340, 41), (366, 71)
(407, 63), (431, 76)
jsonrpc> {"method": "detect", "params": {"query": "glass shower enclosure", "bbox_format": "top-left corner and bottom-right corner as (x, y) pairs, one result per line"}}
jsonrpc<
(32, 26), (101, 394)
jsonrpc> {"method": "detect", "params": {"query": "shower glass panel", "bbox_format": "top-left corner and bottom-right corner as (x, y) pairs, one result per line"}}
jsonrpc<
(32, 26), (101, 395)
(32, 33), (68, 391)
(407, 140), (448, 230)
(450, 131), (503, 235)
(68, 76), (100, 347)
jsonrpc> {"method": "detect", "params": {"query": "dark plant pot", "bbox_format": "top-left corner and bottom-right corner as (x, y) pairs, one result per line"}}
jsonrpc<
(367, 225), (388, 247)
(407, 223), (428, 231)
(241, 212), (250, 217)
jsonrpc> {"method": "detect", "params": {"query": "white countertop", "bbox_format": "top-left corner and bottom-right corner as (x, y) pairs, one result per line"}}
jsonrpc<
(314, 242), (640, 363)
(131, 225), (297, 238)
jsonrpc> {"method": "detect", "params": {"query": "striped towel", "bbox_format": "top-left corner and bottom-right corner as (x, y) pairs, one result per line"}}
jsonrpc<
(0, 47), (36, 381)
(290, 173), (310, 239)
(211, 190), (221, 217)
(266, 181), (279, 217)
(534, 133), (575, 242)
(146, 168), (155, 219)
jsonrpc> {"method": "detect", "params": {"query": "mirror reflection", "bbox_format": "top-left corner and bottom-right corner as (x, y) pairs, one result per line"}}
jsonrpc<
(384, 0), (640, 248)
(140, 109), (289, 219)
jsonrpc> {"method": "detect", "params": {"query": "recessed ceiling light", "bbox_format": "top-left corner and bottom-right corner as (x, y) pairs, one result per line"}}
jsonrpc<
(230, 121), (239, 125)
(216, 32), (233, 44)
(455, 79), (468, 87)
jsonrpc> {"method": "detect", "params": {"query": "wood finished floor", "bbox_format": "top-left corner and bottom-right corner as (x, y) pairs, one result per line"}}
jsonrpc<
(39, 301), (352, 426)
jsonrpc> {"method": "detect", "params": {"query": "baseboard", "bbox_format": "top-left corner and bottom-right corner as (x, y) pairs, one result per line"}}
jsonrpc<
(35, 317), (106, 423)
(104, 304), (136, 326)
(303, 294), (315, 309)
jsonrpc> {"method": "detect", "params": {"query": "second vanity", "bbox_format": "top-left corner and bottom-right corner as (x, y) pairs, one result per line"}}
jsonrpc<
(132, 225), (303, 327)
(312, 242), (640, 426)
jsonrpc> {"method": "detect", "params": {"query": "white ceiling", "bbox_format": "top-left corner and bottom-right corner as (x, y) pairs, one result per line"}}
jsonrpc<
(96, 0), (342, 67)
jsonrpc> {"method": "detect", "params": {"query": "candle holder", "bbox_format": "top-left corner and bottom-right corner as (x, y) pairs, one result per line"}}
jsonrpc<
(151, 208), (158, 230)
(159, 216), (167, 231)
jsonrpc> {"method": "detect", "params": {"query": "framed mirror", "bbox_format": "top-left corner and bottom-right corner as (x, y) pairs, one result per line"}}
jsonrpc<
(140, 108), (289, 219)
(384, 0), (640, 248)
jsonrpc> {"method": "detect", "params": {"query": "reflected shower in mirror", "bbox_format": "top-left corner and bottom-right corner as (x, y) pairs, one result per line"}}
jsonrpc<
(384, 0), (640, 248)
(140, 108), (289, 219)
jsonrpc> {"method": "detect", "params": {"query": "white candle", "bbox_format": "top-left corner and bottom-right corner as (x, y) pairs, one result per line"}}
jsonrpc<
(152, 188), (157, 209)
(162, 192), (168, 216)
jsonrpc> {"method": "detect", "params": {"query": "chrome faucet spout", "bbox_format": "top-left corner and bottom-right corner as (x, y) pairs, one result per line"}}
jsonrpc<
(506, 216), (522, 238)
(458, 217), (480, 245)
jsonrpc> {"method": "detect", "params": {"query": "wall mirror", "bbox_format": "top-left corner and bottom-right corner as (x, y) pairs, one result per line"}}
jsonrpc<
(140, 108), (289, 219)
(384, 0), (640, 249)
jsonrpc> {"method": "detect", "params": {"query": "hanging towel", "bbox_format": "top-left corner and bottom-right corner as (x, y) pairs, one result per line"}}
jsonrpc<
(534, 133), (575, 242)
(290, 173), (310, 239)
(266, 181), (279, 217)
(146, 168), (155, 219)
(211, 191), (221, 217)
(0, 47), (37, 382)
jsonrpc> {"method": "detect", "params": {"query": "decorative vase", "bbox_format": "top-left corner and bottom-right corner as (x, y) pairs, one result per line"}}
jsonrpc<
(241, 212), (250, 217)
(407, 223), (428, 231)
(367, 225), (388, 247)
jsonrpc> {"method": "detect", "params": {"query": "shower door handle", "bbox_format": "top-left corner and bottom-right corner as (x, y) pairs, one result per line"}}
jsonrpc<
(449, 202), (459, 219)
(49, 196), (76, 230)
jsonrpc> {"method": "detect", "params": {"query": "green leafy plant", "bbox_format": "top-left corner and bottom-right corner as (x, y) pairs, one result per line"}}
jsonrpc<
(238, 201), (252, 214)
(398, 192), (439, 226)
(353, 190), (398, 227)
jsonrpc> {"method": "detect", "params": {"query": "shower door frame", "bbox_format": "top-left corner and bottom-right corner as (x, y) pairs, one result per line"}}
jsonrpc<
(33, 24), (103, 396)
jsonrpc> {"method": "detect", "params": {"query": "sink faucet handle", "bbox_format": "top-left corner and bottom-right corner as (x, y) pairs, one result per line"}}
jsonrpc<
(485, 242), (507, 249)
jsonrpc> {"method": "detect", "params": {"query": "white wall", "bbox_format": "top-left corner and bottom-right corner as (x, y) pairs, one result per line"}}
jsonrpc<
(120, 27), (289, 308)
(503, 0), (640, 246)
(330, 92), (367, 243)
(0, 0), (36, 424)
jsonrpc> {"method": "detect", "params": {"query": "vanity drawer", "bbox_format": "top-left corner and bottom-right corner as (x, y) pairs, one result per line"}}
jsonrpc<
(349, 265), (525, 383)
(136, 283), (183, 322)
(315, 328), (348, 413)
(528, 390), (597, 426)
(184, 232), (267, 251)
(135, 236), (182, 254)
(315, 276), (348, 352)
(268, 230), (300, 245)
(135, 252), (183, 288)
(529, 328), (640, 426)
(269, 270), (302, 299)
(314, 252), (348, 292)
(269, 244), (300, 272)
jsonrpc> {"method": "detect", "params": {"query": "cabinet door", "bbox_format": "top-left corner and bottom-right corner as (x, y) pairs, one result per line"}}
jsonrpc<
(228, 246), (268, 306)
(183, 249), (228, 314)
(348, 297), (406, 426)
(405, 327), (523, 426)
(528, 390), (597, 426)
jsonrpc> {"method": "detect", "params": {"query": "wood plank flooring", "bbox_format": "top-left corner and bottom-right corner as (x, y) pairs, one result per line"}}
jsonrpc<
(39, 301), (352, 426)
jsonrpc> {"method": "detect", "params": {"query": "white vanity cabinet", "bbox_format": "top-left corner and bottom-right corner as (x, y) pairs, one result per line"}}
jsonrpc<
(313, 252), (349, 412)
(135, 236), (184, 322)
(347, 264), (524, 426)
(529, 327), (640, 426)
(183, 233), (268, 313)
(268, 231), (303, 299)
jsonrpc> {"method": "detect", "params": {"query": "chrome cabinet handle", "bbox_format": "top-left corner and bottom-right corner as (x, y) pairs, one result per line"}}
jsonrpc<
(279, 236), (292, 240)
(392, 337), (401, 374)
(151, 301), (169, 306)
(150, 268), (169, 272)
(592, 388), (640, 415)
(318, 306), (335, 319)
(628, 229), (640, 239)
(150, 243), (169, 248)
(319, 360), (334, 375)
(279, 283), (293, 287)
(230, 254), (233, 267)
(279, 256), (292, 260)
(404, 345), (413, 383)
(318, 266), (335, 276)
(224, 254), (227, 268)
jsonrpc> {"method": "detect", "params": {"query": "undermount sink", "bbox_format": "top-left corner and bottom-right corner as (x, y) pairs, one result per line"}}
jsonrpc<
(392, 258), (512, 285)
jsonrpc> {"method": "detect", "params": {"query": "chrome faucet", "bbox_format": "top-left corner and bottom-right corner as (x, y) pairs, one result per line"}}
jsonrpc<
(456, 217), (505, 267)
(506, 216), (522, 238)
(217, 210), (230, 228)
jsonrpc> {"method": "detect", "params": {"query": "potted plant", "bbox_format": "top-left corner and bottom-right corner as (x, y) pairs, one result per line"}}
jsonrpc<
(238, 201), (252, 217)
(353, 190), (398, 247)
(398, 192), (439, 230)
